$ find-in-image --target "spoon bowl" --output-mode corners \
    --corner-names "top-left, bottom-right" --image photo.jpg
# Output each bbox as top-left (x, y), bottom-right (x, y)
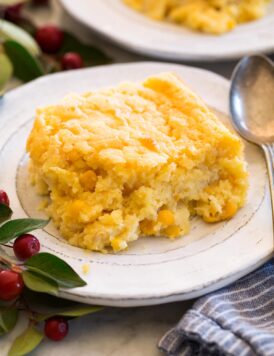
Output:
top-left (230, 54), bottom-right (274, 233)
top-left (230, 55), bottom-right (274, 145)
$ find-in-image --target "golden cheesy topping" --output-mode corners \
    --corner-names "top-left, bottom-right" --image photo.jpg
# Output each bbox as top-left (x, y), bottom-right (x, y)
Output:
top-left (123, 0), bottom-right (270, 34)
top-left (27, 73), bottom-right (248, 252)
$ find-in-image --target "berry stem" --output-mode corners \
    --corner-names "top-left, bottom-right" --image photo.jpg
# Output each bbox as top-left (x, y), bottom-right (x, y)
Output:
top-left (0, 256), bottom-right (23, 273)
top-left (2, 244), bottom-right (13, 248)
top-left (11, 265), bottom-right (23, 273)
top-left (0, 255), bottom-right (12, 266)
top-left (20, 295), bottom-right (39, 324)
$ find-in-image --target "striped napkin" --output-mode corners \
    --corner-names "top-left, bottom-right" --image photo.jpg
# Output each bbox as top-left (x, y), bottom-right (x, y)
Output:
top-left (159, 259), bottom-right (274, 356)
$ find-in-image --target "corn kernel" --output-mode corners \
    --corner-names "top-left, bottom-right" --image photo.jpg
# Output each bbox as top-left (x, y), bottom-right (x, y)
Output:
top-left (80, 170), bottom-right (97, 191)
top-left (140, 219), bottom-right (156, 235)
top-left (82, 263), bottom-right (90, 275)
top-left (112, 238), bottom-right (127, 252)
top-left (223, 201), bottom-right (238, 219)
top-left (203, 214), bottom-right (219, 223)
top-left (164, 225), bottom-right (181, 238)
top-left (158, 209), bottom-right (175, 225)
top-left (139, 137), bottom-right (158, 152)
top-left (68, 200), bottom-right (87, 217)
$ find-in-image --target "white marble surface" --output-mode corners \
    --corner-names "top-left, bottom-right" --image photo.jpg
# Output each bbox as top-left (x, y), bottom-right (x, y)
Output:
top-left (1, 301), bottom-right (193, 356)
top-left (1, 1), bottom-right (273, 355)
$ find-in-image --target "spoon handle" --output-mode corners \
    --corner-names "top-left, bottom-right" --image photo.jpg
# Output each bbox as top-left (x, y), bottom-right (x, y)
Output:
top-left (262, 144), bottom-right (274, 231)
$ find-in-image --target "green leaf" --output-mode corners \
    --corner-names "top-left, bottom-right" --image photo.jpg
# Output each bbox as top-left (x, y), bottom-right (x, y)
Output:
top-left (8, 325), bottom-right (44, 356)
top-left (0, 20), bottom-right (40, 56)
top-left (22, 270), bottom-right (58, 295)
top-left (37, 305), bottom-right (103, 321)
top-left (0, 326), bottom-right (6, 336)
top-left (26, 252), bottom-right (86, 288)
top-left (0, 300), bottom-right (11, 307)
top-left (22, 288), bottom-right (76, 309)
top-left (0, 203), bottom-right (13, 223)
top-left (0, 307), bottom-right (18, 333)
top-left (0, 53), bottom-right (13, 96)
top-left (3, 40), bottom-right (44, 82)
top-left (0, 218), bottom-right (48, 243)
top-left (59, 32), bottom-right (111, 66)
top-left (57, 305), bottom-right (103, 317)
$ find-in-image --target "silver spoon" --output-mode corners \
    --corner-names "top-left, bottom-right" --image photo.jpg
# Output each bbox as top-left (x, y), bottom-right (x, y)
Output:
top-left (230, 55), bottom-right (274, 228)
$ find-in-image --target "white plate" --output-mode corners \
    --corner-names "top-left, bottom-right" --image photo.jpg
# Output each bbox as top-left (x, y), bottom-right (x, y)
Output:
top-left (0, 63), bottom-right (273, 307)
top-left (60, 0), bottom-right (274, 61)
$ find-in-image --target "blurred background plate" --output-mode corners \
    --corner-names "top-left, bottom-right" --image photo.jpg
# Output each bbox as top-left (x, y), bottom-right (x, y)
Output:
top-left (60, 0), bottom-right (274, 62)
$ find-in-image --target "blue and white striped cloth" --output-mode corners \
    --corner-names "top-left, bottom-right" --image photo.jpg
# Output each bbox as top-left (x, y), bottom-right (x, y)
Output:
top-left (159, 259), bottom-right (274, 356)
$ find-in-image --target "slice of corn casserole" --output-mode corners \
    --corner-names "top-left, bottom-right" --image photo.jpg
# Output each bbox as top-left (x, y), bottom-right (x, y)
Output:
top-left (26, 73), bottom-right (248, 252)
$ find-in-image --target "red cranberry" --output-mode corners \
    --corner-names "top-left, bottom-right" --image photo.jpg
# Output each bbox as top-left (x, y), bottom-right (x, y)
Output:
top-left (61, 52), bottom-right (83, 70)
top-left (0, 270), bottom-right (24, 301)
top-left (0, 190), bottom-right (10, 206)
top-left (44, 317), bottom-right (69, 341)
top-left (4, 4), bottom-right (23, 24)
top-left (35, 25), bottom-right (64, 53)
top-left (13, 234), bottom-right (40, 260)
